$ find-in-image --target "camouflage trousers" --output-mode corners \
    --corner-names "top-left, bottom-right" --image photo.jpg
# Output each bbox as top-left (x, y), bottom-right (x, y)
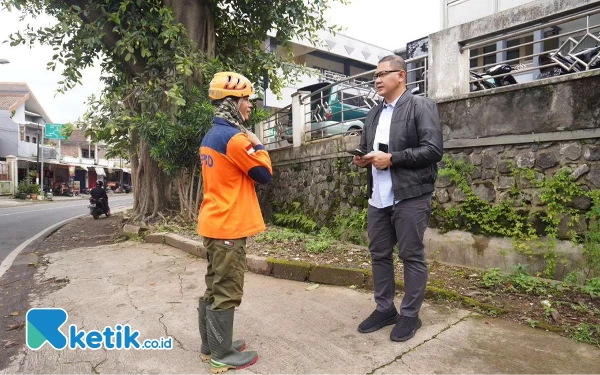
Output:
top-left (202, 237), bottom-right (247, 310)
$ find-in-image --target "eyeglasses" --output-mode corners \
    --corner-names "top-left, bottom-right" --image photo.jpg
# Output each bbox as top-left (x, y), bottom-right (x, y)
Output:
top-left (372, 70), bottom-right (402, 80)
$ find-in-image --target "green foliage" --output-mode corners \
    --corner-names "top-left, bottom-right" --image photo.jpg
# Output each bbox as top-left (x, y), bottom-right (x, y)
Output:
top-left (436, 155), bottom-right (600, 280)
top-left (583, 277), bottom-right (600, 297)
top-left (16, 179), bottom-right (30, 195)
top-left (305, 227), bottom-right (336, 253)
top-left (140, 87), bottom-right (214, 175)
top-left (306, 238), bottom-right (334, 253)
top-left (582, 191), bottom-right (600, 277)
top-left (481, 264), bottom-right (558, 295)
top-left (332, 207), bottom-right (368, 245)
top-left (60, 123), bottom-right (74, 140)
top-left (482, 268), bottom-right (503, 288)
top-left (435, 156), bottom-right (536, 239)
top-left (563, 270), bottom-right (583, 286)
top-left (273, 202), bottom-right (318, 234)
top-left (3, 0), bottom-right (347, 215)
top-left (28, 183), bottom-right (41, 195)
top-left (570, 323), bottom-right (600, 348)
top-left (15, 179), bottom-right (40, 195)
top-left (513, 167), bottom-right (583, 238)
top-left (570, 302), bottom-right (590, 314)
top-left (255, 227), bottom-right (307, 244)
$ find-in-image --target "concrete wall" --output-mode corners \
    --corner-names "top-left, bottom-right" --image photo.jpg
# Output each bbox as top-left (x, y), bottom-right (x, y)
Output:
top-left (12, 105), bottom-right (25, 123)
top-left (0, 110), bottom-right (18, 157)
top-left (430, 0), bottom-right (600, 100)
top-left (439, 70), bottom-right (600, 140)
top-left (256, 71), bottom-right (600, 278)
top-left (257, 136), bottom-right (365, 225)
top-left (444, 0), bottom-right (537, 29)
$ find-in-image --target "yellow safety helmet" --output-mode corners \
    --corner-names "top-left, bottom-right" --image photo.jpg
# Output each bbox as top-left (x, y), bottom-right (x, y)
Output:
top-left (208, 71), bottom-right (254, 100)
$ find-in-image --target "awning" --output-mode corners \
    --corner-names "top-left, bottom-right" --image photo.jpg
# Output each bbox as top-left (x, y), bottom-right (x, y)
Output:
top-left (122, 167), bottom-right (131, 174)
top-left (95, 167), bottom-right (106, 177)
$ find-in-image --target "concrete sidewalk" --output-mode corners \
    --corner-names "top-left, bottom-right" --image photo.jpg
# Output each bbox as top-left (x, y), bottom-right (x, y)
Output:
top-left (3, 242), bottom-right (599, 374)
top-left (0, 195), bottom-right (87, 207)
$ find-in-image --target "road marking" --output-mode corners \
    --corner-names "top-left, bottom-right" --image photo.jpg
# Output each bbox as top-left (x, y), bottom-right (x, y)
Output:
top-left (0, 198), bottom-right (132, 217)
top-left (0, 205), bottom-right (133, 279)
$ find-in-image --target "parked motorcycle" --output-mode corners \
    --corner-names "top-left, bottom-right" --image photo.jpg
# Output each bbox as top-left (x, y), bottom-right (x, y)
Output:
top-left (88, 197), bottom-right (108, 219)
top-left (470, 63), bottom-right (519, 92)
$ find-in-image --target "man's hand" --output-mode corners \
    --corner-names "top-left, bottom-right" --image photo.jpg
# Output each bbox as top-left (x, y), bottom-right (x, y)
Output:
top-left (244, 130), bottom-right (262, 146)
top-left (353, 155), bottom-right (369, 168)
top-left (363, 151), bottom-right (392, 170)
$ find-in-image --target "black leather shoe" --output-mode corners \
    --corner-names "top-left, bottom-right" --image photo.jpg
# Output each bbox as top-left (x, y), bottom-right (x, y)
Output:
top-left (390, 316), bottom-right (422, 342)
top-left (358, 309), bottom-right (399, 333)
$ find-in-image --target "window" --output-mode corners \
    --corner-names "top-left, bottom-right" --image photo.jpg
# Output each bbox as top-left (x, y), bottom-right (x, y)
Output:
top-left (483, 44), bottom-right (497, 66)
top-left (470, 44), bottom-right (497, 69)
top-left (25, 136), bottom-right (30, 142)
top-left (0, 164), bottom-right (8, 180)
top-left (32, 137), bottom-right (37, 144)
top-left (507, 38), bottom-right (521, 61)
top-left (340, 90), bottom-right (366, 108)
top-left (82, 148), bottom-right (96, 159)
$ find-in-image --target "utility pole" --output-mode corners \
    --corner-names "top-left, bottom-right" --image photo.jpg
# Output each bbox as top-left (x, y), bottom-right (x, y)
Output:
top-left (41, 126), bottom-right (44, 194)
top-left (36, 124), bottom-right (40, 185)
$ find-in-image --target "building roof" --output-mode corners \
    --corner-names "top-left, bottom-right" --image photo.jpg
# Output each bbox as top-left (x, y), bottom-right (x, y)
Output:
top-left (269, 30), bottom-right (395, 66)
top-left (0, 82), bottom-right (52, 123)
top-left (0, 93), bottom-right (28, 112)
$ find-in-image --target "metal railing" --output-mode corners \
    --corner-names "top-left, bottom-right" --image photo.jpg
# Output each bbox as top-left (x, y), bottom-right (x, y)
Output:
top-left (465, 6), bottom-right (600, 91)
top-left (260, 104), bottom-right (293, 151)
top-left (299, 55), bottom-right (428, 142)
top-left (259, 55), bottom-right (428, 149)
top-left (0, 163), bottom-right (9, 181)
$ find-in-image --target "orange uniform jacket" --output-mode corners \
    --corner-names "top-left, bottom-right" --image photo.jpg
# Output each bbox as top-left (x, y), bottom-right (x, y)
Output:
top-left (197, 117), bottom-right (273, 239)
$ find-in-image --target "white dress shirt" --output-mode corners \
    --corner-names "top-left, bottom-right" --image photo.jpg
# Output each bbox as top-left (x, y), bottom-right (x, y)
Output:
top-left (368, 92), bottom-right (405, 209)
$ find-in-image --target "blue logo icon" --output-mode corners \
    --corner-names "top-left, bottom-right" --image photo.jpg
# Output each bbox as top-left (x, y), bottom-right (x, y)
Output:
top-left (26, 308), bottom-right (68, 350)
top-left (26, 308), bottom-right (172, 350)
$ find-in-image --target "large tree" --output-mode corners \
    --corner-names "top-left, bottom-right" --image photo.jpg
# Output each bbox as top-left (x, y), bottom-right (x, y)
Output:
top-left (3, 0), bottom-right (345, 221)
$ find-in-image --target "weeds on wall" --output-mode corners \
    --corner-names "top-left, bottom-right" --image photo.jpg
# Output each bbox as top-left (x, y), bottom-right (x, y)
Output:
top-left (435, 155), bottom-right (600, 281)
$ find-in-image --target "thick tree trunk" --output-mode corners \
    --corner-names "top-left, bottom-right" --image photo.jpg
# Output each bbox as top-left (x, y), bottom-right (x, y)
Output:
top-left (130, 129), bottom-right (170, 221)
top-left (70, 0), bottom-right (215, 222)
top-left (163, 0), bottom-right (216, 58)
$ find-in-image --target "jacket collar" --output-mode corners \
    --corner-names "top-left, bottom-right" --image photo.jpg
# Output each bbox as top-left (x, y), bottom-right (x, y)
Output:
top-left (389, 89), bottom-right (411, 108)
top-left (214, 117), bottom-right (236, 128)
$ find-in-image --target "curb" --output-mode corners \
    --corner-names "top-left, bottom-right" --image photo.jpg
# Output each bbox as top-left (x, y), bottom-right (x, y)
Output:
top-left (145, 233), bottom-right (367, 286)
top-left (148, 233), bottom-right (503, 315)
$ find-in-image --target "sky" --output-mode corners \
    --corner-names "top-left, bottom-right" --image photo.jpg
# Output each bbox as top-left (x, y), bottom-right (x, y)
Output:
top-left (0, 0), bottom-right (441, 124)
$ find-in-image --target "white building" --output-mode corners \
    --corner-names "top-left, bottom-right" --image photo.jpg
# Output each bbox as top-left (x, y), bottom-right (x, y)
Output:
top-left (262, 30), bottom-right (397, 110)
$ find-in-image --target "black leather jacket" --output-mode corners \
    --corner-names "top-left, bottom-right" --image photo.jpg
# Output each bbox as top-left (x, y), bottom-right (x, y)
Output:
top-left (90, 186), bottom-right (108, 201)
top-left (359, 91), bottom-right (444, 202)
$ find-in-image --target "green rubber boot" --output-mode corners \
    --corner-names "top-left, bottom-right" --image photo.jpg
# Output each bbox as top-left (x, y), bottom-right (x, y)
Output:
top-left (198, 299), bottom-right (246, 362)
top-left (206, 307), bottom-right (258, 373)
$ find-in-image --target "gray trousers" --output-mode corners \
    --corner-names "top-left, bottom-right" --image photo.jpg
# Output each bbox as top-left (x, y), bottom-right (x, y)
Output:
top-left (367, 193), bottom-right (432, 317)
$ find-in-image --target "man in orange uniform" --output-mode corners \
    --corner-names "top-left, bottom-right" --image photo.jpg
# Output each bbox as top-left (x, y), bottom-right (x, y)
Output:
top-left (197, 71), bottom-right (272, 374)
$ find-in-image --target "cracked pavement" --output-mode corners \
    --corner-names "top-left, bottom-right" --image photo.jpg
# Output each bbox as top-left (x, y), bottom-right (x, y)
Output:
top-left (2, 242), bottom-right (599, 374)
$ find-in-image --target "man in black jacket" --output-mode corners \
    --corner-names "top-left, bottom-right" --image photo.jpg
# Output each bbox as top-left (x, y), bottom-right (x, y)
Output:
top-left (353, 55), bottom-right (443, 342)
top-left (90, 181), bottom-right (110, 216)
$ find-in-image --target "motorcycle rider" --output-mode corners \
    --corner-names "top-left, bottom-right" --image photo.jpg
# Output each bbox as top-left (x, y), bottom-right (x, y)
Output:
top-left (90, 180), bottom-right (110, 216)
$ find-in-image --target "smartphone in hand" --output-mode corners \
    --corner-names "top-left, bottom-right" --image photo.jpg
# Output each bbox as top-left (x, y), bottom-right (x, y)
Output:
top-left (347, 149), bottom-right (367, 157)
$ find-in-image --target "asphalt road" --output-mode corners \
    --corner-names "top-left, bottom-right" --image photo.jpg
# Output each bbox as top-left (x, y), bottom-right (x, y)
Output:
top-left (0, 195), bottom-right (134, 264)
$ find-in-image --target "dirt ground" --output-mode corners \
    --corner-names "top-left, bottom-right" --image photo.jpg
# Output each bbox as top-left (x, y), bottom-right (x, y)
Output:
top-left (4, 216), bottom-right (598, 352)
top-left (182, 225), bottom-right (600, 347)
top-left (0, 215), bottom-right (125, 369)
